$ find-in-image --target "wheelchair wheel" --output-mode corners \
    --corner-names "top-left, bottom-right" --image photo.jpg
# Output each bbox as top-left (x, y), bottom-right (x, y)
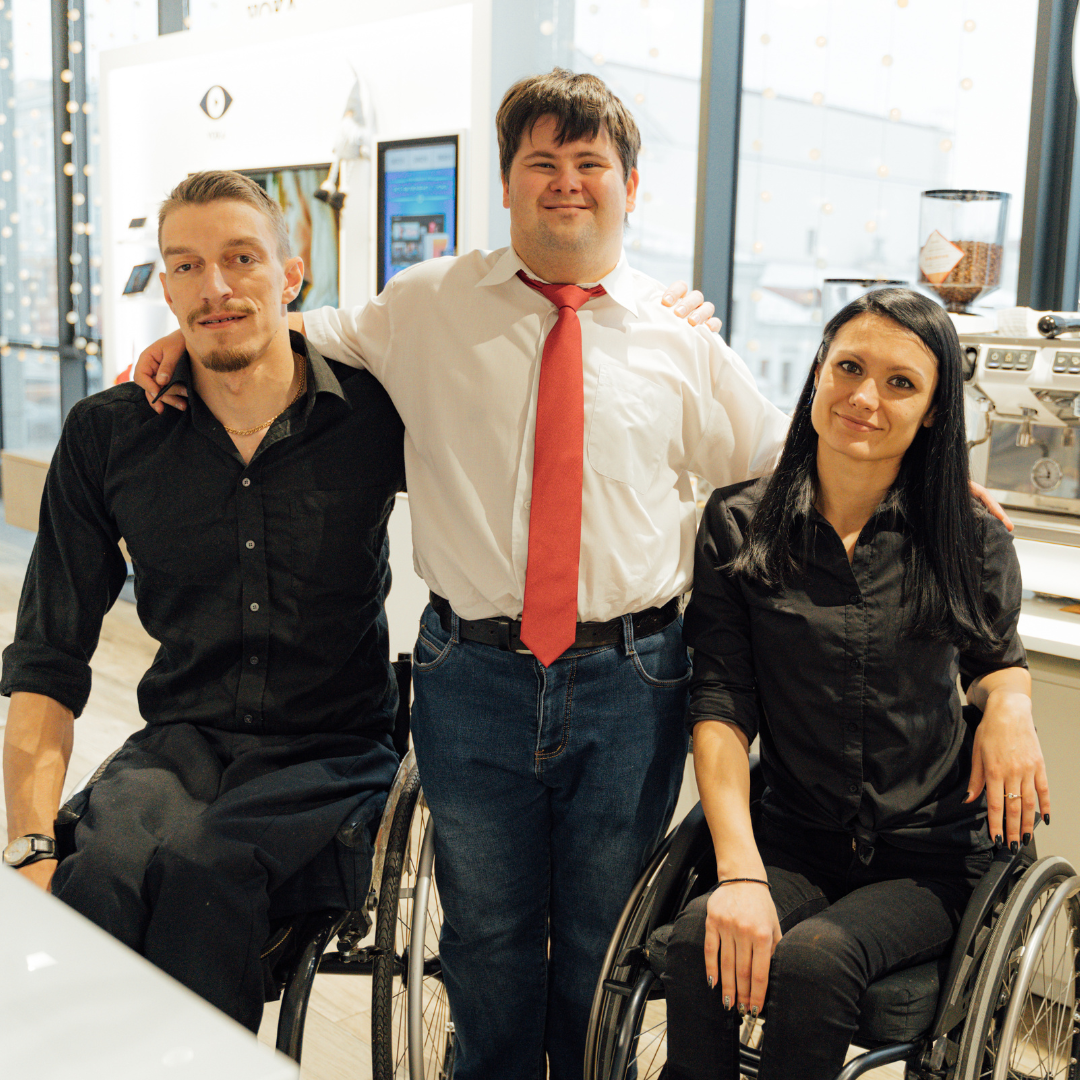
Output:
top-left (954, 855), bottom-right (1080, 1080)
top-left (585, 840), bottom-right (673, 1080)
top-left (370, 762), bottom-right (454, 1079)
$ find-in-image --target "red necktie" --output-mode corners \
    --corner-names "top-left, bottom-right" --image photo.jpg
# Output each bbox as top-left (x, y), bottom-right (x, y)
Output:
top-left (517, 270), bottom-right (606, 667)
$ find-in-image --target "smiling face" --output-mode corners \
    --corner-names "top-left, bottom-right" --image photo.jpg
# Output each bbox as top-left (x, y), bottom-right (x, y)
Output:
top-left (159, 199), bottom-right (302, 374)
top-left (811, 312), bottom-right (939, 474)
top-left (502, 114), bottom-right (638, 283)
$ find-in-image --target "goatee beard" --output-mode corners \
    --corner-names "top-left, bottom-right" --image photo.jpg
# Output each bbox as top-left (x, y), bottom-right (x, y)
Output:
top-left (199, 347), bottom-right (256, 373)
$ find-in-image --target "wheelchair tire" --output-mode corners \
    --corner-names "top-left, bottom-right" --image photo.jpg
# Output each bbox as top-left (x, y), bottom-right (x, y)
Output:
top-left (585, 847), bottom-right (673, 1080)
top-left (370, 763), bottom-right (454, 1080)
top-left (954, 854), bottom-right (1080, 1080)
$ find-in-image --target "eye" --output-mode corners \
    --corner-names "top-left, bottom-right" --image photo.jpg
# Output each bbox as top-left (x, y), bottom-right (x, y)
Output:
top-left (173, 262), bottom-right (193, 273)
top-left (837, 359), bottom-right (861, 375)
top-left (890, 375), bottom-right (916, 390)
top-left (234, 254), bottom-right (255, 265)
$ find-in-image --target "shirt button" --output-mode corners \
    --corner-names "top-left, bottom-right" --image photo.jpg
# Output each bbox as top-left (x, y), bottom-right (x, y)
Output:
top-left (848, 782), bottom-right (859, 794)
top-left (243, 715), bottom-right (253, 724)
top-left (848, 722), bottom-right (858, 732)
top-left (850, 658), bottom-right (861, 668)
top-left (242, 478), bottom-right (251, 487)
top-left (524, 500), bottom-right (532, 510)
top-left (250, 656), bottom-right (259, 665)
top-left (246, 540), bottom-right (255, 550)
top-left (850, 594), bottom-right (861, 605)
top-left (250, 602), bottom-right (259, 612)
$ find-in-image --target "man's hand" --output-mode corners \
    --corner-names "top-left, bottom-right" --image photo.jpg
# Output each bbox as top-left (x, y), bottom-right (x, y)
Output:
top-left (970, 480), bottom-right (1013, 532)
top-left (704, 879), bottom-right (781, 1017)
top-left (133, 329), bottom-right (188, 413)
top-left (18, 858), bottom-right (56, 892)
top-left (662, 281), bottom-right (722, 332)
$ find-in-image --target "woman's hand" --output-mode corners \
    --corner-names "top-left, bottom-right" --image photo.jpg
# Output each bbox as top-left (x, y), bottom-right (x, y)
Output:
top-left (704, 878), bottom-right (781, 1017)
top-left (966, 669), bottom-right (1049, 850)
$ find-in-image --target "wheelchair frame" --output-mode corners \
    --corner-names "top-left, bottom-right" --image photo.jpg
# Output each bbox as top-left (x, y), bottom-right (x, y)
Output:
top-left (57, 655), bottom-right (453, 1080)
top-left (584, 796), bottom-right (1080, 1080)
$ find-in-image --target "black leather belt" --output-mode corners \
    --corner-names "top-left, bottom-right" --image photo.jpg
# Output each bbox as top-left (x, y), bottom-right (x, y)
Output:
top-left (430, 593), bottom-right (681, 653)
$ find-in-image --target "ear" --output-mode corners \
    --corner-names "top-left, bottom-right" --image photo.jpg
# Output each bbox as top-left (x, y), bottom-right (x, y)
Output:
top-left (624, 167), bottom-right (639, 214)
top-left (282, 256), bottom-right (304, 304)
top-left (921, 408), bottom-right (936, 428)
top-left (501, 173), bottom-right (510, 210)
top-left (160, 271), bottom-right (175, 314)
top-left (813, 361), bottom-right (822, 388)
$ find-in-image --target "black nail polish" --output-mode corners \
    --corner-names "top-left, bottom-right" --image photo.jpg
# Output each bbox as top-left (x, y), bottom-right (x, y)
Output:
top-left (738, 1003), bottom-right (746, 1017)
top-left (1044, 814), bottom-right (1051, 826)
top-left (994, 834), bottom-right (1003, 847)
top-left (1010, 840), bottom-right (1019, 855)
top-left (1023, 833), bottom-right (1031, 847)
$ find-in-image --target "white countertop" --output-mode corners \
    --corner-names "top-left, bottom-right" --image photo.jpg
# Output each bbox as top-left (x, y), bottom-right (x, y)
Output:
top-left (0, 868), bottom-right (299, 1080)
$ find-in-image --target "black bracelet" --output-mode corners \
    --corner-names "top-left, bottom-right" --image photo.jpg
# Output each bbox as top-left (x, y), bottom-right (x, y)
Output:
top-left (717, 877), bottom-right (771, 889)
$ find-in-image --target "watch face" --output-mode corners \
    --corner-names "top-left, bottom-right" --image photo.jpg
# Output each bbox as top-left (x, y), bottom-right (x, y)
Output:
top-left (3, 836), bottom-right (33, 866)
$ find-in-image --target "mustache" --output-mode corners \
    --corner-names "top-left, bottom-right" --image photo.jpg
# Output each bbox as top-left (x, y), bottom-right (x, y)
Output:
top-left (187, 301), bottom-right (257, 330)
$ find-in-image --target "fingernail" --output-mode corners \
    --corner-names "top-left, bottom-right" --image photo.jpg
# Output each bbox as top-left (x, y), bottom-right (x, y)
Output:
top-left (723, 994), bottom-right (732, 1010)
top-left (738, 1002), bottom-right (746, 1017)
top-left (1010, 841), bottom-right (1019, 855)
top-left (994, 834), bottom-right (1003, 847)
top-left (707, 975), bottom-right (714, 989)
top-left (156, 372), bottom-right (168, 383)
top-left (689, 313), bottom-right (701, 325)
top-left (1044, 814), bottom-right (1051, 826)
top-left (674, 303), bottom-right (689, 316)
top-left (750, 1005), bottom-right (759, 1020)
top-left (1023, 833), bottom-right (1031, 846)
top-left (662, 293), bottom-right (675, 305)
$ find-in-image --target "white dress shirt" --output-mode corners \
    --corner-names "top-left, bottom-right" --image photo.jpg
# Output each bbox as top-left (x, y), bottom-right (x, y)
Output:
top-left (304, 246), bottom-right (789, 622)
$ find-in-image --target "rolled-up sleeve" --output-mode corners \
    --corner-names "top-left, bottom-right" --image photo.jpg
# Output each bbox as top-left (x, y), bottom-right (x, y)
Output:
top-left (1, 406), bottom-right (128, 716)
top-left (682, 488), bottom-right (763, 742)
top-left (958, 512), bottom-right (1028, 688)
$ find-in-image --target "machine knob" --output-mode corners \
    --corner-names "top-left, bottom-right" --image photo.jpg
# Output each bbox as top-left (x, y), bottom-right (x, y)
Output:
top-left (1037, 313), bottom-right (1080, 338)
top-left (1015, 418), bottom-right (1035, 448)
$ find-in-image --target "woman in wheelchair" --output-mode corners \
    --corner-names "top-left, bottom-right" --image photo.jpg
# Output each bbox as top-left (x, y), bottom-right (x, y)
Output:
top-left (661, 288), bottom-right (1049, 1080)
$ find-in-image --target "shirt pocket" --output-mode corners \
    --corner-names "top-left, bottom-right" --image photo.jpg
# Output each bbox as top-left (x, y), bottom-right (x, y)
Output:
top-left (586, 361), bottom-right (681, 495)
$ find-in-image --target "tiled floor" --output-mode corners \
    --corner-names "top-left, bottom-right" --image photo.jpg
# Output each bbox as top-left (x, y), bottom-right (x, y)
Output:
top-left (0, 506), bottom-right (907, 1079)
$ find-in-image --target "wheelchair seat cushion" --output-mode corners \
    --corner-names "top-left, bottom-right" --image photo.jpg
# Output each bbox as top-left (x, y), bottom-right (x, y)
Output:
top-left (854, 956), bottom-right (946, 1045)
top-left (646, 922), bottom-right (943, 1046)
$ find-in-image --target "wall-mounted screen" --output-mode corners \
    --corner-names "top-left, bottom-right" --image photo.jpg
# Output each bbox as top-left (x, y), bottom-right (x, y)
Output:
top-left (377, 135), bottom-right (459, 293)
top-left (123, 262), bottom-right (155, 295)
top-left (240, 163), bottom-right (339, 311)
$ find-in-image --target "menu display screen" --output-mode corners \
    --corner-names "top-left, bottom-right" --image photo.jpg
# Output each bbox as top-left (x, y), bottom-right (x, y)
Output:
top-left (377, 135), bottom-right (459, 293)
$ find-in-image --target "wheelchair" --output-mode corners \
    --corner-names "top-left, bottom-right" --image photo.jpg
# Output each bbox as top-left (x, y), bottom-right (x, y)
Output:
top-left (54, 655), bottom-right (451, 1080)
top-left (585, 759), bottom-right (1080, 1080)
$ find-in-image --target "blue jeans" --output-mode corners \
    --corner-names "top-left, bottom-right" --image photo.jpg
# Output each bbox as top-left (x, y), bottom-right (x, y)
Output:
top-left (410, 602), bottom-right (691, 1080)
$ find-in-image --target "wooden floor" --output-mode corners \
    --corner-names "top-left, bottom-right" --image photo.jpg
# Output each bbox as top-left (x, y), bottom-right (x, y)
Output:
top-left (0, 509), bottom-right (904, 1079)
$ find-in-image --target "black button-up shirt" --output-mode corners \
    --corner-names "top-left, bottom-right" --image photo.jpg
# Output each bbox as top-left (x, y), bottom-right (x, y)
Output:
top-left (684, 478), bottom-right (1027, 854)
top-left (2, 333), bottom-right (406, 738)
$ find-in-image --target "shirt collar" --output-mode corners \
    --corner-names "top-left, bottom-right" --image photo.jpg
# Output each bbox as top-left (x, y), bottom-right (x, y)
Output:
top-left (154, 330), bottom-right (347, 412)
top-left (477, 245), bottom-right (639, 317)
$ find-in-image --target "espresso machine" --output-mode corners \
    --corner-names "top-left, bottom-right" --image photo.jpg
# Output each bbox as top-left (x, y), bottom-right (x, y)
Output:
top-left (960, 326), bottom-right (1080, 560)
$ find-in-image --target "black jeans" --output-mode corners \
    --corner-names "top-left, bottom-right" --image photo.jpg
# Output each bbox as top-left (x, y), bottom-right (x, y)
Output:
top-left (662, 816), bottom-right (991, 1080)
top-left (51, 722), bottom-right (398, 1031)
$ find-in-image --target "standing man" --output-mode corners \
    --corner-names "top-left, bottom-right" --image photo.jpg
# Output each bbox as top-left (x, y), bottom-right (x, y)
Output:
top-left (135, 72), bottom-right (788, 1077)
top-left (3, 171), bottom-right (404, 1032)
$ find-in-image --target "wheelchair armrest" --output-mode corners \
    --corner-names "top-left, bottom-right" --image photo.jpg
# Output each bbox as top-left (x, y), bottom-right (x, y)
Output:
top-left (928, 837), bottom-right (1036, 1038)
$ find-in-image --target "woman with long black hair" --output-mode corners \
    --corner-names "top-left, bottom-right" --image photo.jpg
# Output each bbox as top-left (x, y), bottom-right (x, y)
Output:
top-left (662, 288), bottom-right (1049, 1080)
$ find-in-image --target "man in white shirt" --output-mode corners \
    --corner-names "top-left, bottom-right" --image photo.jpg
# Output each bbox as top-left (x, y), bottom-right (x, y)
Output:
top-left (136, 70), bottom-right (788, 1079)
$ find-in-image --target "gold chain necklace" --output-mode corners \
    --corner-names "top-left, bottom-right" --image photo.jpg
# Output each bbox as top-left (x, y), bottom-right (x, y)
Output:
top-left (222, 360), bottom-right (307, 438)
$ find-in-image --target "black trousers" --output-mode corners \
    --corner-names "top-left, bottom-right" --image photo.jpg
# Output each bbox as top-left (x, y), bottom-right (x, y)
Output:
top-left (51, 722), bottom-right (398, 1031)
top-left (662, 816), bottom-right (991, 1080)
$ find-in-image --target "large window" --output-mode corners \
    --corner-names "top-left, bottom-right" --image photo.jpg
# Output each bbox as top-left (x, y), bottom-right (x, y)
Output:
top-left (731, 0), bottom-right (1038, 411)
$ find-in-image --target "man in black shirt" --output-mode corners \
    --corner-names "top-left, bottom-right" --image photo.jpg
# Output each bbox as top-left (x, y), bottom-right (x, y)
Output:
top-left (1, 171), bottom-right (405, 1031)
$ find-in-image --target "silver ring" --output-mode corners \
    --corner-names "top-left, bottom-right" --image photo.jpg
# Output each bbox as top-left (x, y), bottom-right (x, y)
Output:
top-left (1005, 792), bottom-right (1021, 800)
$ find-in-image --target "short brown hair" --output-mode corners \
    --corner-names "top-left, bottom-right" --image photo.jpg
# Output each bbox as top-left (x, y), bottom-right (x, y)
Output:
top-left (496, 68), bottom-right (640, 182)
top-left (158, 170), bottom-right (291, 260)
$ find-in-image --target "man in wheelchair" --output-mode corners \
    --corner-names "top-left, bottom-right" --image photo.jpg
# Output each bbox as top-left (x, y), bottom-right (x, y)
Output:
top-left (1, 170), bottom-right (403, 1033)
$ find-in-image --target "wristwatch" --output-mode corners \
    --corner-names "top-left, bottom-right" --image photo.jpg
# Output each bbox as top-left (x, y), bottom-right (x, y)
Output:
top-left (3, 834), bottom-right (58, 868)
